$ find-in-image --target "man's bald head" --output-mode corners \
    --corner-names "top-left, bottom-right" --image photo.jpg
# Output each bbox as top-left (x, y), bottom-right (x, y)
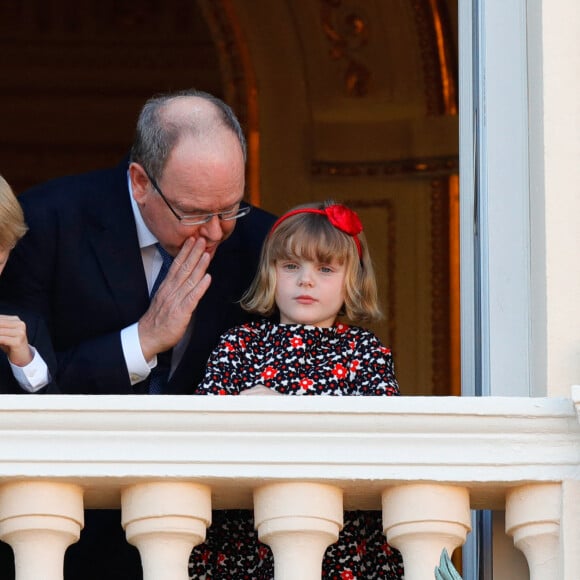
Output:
top-left (130, 89), bottom-right (246, 180)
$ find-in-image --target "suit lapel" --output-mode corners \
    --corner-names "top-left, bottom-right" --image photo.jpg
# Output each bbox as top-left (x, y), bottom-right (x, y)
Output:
top-left (87, 172), bottom-right (149, 326)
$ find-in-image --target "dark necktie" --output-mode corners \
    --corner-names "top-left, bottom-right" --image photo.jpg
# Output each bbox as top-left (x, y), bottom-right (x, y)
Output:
top-left (148, 243), bottom-right (173, 394)
top-left (150, 243), bottom-right (173, 299)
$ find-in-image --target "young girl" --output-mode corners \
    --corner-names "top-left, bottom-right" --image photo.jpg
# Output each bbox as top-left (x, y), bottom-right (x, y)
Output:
top-left (190, 201), bottom-right (404, 579)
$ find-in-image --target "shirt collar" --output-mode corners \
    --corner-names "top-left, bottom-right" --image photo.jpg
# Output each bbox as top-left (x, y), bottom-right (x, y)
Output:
top-left (128, 171), bottom-right (157, 250)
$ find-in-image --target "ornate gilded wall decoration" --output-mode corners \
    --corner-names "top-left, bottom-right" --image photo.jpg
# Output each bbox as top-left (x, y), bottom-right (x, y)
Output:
top-left (320, 0), bottom-right (371, 97)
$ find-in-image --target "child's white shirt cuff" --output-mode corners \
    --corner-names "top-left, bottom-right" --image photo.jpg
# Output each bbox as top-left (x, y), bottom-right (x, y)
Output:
top-left (9, 346), bottom-right (50, 392)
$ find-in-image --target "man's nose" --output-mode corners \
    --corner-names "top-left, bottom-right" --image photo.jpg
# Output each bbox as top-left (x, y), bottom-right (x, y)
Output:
top-left (200, 215), bottom-right (224, 240)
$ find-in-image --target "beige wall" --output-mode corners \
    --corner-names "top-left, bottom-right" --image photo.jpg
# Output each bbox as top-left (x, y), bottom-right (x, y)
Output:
top-left (528, 0), bottom-right (580, 397)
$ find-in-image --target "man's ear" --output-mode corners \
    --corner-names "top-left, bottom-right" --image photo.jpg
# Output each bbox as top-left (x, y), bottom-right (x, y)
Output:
top-left (129, 162), bottom-right (149, 204)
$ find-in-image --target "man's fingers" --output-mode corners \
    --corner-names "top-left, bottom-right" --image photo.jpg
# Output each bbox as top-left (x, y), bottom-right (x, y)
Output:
top-left (183, 272), bottom-right (212, 306)
top-left (156, 238), bottom-right (210, 299)
top-left (154, 251), bottom-right (211, 307)
top-left (182, 253), bottom-right (211, 292)
top-left (167, 237), bottom-right (207, 283)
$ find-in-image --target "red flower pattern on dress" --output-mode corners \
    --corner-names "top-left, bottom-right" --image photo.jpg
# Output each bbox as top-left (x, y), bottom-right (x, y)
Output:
top-left (189, 505), bottom-right (403, 579)
top-left (356, 539), bottom-right (367, 556)
top-left (261, 366), bottom-right (278, 380)
top-left (197, 321), bottom-right (399, 398)
top-left (225, 342), bottom-right (235, 352)
top-left (379, 346), bottom-right (391, 354)
top-left (299, 378), bottom-right (314, 390)
top-left (290, 336), bottom-right (304, 348)
top-left (217, 552), bottom-right (226, 565)
top-left (332, 363), bottom-right (348, 379)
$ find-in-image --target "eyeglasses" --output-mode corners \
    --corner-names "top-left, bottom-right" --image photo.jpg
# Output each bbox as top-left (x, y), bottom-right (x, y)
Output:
top-left (143, 167), bottom-right (251, 226)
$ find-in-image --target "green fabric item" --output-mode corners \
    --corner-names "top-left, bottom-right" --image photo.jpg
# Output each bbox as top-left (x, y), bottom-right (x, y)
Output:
top-left (434, 548), bottom-right (463, 580)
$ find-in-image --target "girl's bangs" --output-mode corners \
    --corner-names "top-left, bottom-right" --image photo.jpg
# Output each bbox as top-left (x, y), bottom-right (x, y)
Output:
top-left (274, 225), bottom-right (349, 264)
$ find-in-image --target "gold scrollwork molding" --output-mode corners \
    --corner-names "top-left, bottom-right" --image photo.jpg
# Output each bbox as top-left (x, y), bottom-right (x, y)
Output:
top-left (311, 155), bottom-right (458, 178)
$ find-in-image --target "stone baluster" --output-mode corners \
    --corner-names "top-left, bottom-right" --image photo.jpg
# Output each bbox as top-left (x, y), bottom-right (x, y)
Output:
top-left (505, 483), bottom-right (561, 580)
top-left (0, 481), bottom-right (84, 580)
top-left (253, 482), bottom-right (343, 580)
top-left (121, 481), bottom-right (211, 580)
top-left (382, 483), bottom-right (471, 580)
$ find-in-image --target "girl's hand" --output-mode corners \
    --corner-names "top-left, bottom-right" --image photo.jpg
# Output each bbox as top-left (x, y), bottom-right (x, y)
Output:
top-left (239, 385), bottom-right (283, 396)
top-left (0, 315), bottom-right (33, 367)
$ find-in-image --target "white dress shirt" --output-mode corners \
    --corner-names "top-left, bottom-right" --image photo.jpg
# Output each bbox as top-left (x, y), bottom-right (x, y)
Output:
top-left (9, 345), bottom-right (50, 393)
top-left (120, 175), bottom-right (162, 385)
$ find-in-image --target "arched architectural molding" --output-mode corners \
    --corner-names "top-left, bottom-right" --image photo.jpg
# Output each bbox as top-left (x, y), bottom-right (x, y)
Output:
top-left (196, 0), bottom-right (261, 205)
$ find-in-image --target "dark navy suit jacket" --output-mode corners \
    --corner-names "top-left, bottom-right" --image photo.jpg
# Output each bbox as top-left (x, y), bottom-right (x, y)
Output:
top-left (0, 302), bottom-right (58, 393)
top-left (0, 159), bottom-right (276, 395)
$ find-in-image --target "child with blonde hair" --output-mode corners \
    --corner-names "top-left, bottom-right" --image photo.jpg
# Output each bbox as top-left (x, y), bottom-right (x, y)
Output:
top-left (0, 174), bottom-right (56, 393)
top-left (190, 201), bottom-right (403, 578)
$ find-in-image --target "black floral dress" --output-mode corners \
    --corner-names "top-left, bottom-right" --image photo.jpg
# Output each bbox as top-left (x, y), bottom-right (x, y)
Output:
top-left (189, 321), bottom-right (404, 579)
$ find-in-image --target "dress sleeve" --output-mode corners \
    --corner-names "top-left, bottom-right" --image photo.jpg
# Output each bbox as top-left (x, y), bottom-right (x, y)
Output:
top-left (351, 330), bottom-right (400, 396)
top-left (194, 325), bottom-right (251, 395)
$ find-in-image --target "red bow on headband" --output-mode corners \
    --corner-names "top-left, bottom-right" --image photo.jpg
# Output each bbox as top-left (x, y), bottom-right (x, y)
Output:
top-left (270, 204), bottom-right (363, 258)
top-left (324, 204), bottom-right (363, 236)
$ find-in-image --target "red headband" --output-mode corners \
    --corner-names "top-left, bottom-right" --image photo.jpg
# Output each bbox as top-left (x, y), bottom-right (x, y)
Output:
top-left (269, 204), bottom-right (363, 258)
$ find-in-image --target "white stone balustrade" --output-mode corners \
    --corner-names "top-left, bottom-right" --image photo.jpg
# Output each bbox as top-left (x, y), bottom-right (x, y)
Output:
top-left (0, 387), bottom-right (578, 580)
top-left (0, 481), bottom-right (83, 580)
top-left (254, 482), bottom-right (343, 580)
top-left (382, 483), bottom-right (471, 579)
top-left (505, 483), bottom-right (562, 580)
top-left (121, 481), bottom-right (211, 580)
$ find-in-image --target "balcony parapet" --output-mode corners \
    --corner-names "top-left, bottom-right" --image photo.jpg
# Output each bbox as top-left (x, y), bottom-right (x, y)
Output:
top-left (0, 393), bottom-right (578, 579)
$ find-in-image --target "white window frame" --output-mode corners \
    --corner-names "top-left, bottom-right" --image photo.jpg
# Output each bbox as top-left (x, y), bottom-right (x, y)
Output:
top-left (459, 0), bottom-right (532, 399)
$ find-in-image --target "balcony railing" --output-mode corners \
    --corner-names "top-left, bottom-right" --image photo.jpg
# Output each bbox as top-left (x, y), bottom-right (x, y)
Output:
top-left (1, 387), bottom-right (579, 580)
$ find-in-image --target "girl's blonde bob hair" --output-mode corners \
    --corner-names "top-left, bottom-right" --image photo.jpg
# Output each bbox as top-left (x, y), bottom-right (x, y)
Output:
top-left (241, 200), bottom-right (383, 323)
top-left (0, 175), bottom-right (28, 250)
